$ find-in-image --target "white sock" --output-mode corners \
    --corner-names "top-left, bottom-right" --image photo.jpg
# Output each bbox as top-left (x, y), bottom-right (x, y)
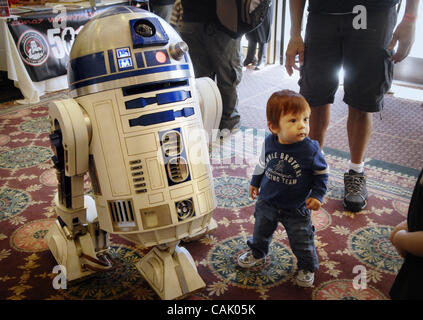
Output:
top-left (347, 160), bottom-right (364, 173)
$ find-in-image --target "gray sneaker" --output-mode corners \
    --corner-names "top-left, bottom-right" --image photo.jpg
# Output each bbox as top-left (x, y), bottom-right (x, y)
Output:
top-left (343, 170), bottom-right (368, 212)
top-left (237, 250), bottom-right (265, 268)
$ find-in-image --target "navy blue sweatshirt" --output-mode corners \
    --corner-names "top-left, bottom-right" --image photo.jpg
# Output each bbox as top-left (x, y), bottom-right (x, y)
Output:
top-left (251, 135), bottom-right (329, 210)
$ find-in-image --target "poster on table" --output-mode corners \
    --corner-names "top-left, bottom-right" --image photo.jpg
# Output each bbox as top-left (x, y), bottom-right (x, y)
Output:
top-left (7, 3), bottom-right (126, 82)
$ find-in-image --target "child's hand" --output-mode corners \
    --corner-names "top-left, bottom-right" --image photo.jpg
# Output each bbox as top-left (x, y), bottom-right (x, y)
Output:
top-left (305, 197), bottom-right (321, 211)
top-left (249, 185), bottom-right (259, 200)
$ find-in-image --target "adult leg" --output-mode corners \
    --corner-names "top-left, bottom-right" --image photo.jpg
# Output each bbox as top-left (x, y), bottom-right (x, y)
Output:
top-left (342, 107), bottom-right (371, 211)
top-left (244, 40), bottom-right (257, 66)
top-left (179, 22), bottom-right (213, 78)
top-left (208, 24), bottom-right (242, 131)
top-left (343, 7), bottom-right (397, 163)
top-left (309, 104), bottom-right (331, 148)
top-left (341, 8), bottom-right (397, 211)
top-left (347, 106), bottom-right (372, 165)
top-left (151, 4), bottom-right (175, 23)
top-left (299, 13), bottom-right (342, 145)
top-left (254, 42), bottom-right (267, 70)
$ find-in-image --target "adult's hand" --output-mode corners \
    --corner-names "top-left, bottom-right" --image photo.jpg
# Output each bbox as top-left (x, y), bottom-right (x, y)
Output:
top-left (388, 20), bottom-right (416, 63)
top-left (285, 35), bottom-right (305, 76)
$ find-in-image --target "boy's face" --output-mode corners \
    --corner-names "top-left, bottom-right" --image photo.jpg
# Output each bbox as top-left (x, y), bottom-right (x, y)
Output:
top-left (269, 110), bottom-right (310, 144)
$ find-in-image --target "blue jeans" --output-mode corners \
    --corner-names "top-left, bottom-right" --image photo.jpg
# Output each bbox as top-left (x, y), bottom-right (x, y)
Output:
top-left (247, 198), bottom-right (319, 272)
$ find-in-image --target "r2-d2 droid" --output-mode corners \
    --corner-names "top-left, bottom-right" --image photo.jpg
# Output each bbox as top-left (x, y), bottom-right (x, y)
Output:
top-left (46, 6), bottom-right (222, 300)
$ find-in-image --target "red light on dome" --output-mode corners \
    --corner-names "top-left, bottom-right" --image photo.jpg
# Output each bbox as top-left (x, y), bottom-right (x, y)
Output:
top-left (155, 51), bottom-right (167, 63)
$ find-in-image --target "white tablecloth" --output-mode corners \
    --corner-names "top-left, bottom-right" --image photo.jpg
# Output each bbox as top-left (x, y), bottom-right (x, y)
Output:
top-left (0, 16), bottom-right (68, 104)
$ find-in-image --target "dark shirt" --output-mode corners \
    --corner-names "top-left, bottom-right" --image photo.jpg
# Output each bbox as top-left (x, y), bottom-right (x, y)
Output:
top-left (308, 0), bottom-right (400, 13)
top-left (181, 0), bottom-right (216, 22)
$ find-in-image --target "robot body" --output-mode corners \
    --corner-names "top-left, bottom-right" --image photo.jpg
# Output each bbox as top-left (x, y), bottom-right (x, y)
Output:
top-left (46, 6), bottom-right (222, 299)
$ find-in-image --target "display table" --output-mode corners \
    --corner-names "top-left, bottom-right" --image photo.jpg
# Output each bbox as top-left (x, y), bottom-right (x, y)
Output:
top-left (1, 15), bottom-right (67, 103)
top-left (0, 1), bottom-right (127, 104)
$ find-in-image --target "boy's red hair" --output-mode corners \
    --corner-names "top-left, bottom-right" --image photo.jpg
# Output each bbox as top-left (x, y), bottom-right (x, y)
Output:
top-left (266, 90), bottom-right (311, 129)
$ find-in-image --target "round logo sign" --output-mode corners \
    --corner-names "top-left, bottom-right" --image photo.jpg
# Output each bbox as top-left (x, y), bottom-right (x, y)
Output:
top-left (17, 30), bottom-right (50, 66)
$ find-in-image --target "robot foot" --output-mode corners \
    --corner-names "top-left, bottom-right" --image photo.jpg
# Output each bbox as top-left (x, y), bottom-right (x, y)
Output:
top-left (46, 219), bottom-right (115, 282)
top-left (136, 241), bottom-right (205, 300)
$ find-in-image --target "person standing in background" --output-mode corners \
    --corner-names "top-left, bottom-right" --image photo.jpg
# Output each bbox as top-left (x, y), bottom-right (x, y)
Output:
top-left (170, 0), bottom-right (183, 31)
top-left (285, 0), bottom-right (419, 212)
top-left (179, 0), bottom-right (243, 134)
top-left (243, 0), bottom-right (274, 70)
top-left (150, 0), bottom-right (175, 22)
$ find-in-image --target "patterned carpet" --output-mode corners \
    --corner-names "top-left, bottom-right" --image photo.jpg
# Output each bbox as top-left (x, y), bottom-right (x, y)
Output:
top-left (0, 104), bottom-right (420, 300)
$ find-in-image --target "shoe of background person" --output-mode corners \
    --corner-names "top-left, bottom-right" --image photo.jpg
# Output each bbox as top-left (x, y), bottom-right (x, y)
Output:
top-left (296, 270), bottom-right (314, 287)
top-left (254, 62), bottom-right (265, 70)
top-left (219, 121), bottom-right (241, 139)
top-left (243, 57), bottom-right (257, 67)
top-left (237, 250), bottom-right (265, 268)
top-left (343, 170), bottom-right (368, 212)
top-left (230, 121), bottom-right (241, 134)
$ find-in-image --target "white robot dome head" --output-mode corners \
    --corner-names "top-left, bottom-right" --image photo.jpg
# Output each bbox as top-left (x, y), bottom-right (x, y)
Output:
top-left (68, 6), bottom-right (190, 98)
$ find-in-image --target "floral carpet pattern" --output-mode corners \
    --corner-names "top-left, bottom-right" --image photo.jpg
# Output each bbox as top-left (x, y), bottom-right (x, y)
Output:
top-left (0, 105), bottom-right (420, 300)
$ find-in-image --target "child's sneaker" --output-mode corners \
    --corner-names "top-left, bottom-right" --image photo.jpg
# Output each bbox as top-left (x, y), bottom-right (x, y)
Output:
top-left (296, 270), bottom-right (314, 287)
top-left (237, 250), bottom-right (265, 268)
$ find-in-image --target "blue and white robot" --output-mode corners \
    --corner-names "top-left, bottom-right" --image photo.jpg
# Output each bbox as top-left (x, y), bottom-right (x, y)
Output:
top-left (46, 6), bottom-right (222, 300)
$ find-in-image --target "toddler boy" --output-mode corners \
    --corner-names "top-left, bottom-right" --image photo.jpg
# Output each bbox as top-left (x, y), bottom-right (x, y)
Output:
top-left (238, 90), bottom-right (328, 287)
